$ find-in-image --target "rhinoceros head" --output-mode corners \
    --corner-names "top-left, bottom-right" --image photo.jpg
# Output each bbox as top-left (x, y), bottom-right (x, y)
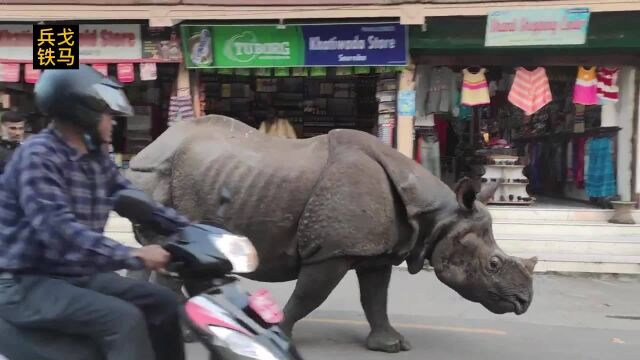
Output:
top-left (428, 178), bottom-right (537, 315)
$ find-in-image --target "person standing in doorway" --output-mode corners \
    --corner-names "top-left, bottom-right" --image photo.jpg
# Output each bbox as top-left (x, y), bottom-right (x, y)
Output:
top-left (0, 111), bottom-right (26, 173)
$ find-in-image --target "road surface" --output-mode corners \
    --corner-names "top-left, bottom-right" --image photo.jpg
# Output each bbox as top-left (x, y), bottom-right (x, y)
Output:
top-left (186, 269), bottom-right (640, 359)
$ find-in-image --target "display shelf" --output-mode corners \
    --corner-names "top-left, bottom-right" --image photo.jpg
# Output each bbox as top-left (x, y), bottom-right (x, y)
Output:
top-left (484, 164), bottom-right (525, 168)
top-left (489, 200), bottom-right (535, 205)
top-left (513, 126), bottom-right (621, 142)
top-left (481, 156), bottom-right (533, 206)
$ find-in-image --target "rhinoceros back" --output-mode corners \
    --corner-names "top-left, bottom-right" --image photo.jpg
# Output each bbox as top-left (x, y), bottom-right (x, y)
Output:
top-left (150, 115), bottom-right (331, 277)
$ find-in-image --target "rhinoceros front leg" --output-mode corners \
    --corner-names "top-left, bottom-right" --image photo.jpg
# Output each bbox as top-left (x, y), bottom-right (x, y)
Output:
top-left (281, 258), bottom-right (351, 336)
top-left (356, 264), bottom-right (411, 353)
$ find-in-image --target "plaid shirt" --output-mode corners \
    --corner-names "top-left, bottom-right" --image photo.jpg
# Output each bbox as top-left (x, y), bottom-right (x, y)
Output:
top-left (0, 129), bottom-right (189, 276)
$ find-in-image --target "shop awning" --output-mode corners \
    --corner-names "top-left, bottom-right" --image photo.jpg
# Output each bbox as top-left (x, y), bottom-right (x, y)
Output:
top-left (3, 1), bottom-right (640, 26)
top-left (410, 12), bottom-right (640, 53)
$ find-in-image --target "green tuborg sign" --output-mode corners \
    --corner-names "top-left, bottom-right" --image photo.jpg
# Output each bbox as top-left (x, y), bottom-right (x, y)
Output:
top-left (181, 23), bottom-right (407, 68)
top-left (182, 25), bottom-right (304, 68)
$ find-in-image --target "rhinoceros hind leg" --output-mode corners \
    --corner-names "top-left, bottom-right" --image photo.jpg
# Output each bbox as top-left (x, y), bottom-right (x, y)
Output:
top-left (280, 258), bottom-right (351, 336)
top-left (356, 264), bottom-right (411, 353)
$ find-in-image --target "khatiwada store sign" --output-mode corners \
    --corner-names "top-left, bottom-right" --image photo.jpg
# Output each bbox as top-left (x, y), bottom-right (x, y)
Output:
top-left (180, 22), bottom-right (407, 68)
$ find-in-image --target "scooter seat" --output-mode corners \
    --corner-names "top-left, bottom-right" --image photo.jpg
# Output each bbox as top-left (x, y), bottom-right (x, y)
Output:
top-left (0, 317), bottom-right (102, 360)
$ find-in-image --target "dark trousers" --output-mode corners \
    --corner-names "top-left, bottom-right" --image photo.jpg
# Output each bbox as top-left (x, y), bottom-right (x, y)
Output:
top-left (0, 272), bottom-right (185, 360)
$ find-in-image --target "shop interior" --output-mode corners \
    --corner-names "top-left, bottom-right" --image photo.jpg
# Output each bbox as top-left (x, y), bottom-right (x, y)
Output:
top-left (415, 64), bottom-right (626, 208)
top-left (0, 79), bottom-right (45, 137)
top-left (195, 67), bottom-right (400, 144)
top-left (111, 63), bottom-right (179, 164)
top-left (1, 63), bottom-right (179, 168)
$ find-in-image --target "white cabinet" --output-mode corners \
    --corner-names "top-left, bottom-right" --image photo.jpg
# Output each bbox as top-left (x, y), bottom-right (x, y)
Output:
top-left (480, 156), bottom-right (534, 205)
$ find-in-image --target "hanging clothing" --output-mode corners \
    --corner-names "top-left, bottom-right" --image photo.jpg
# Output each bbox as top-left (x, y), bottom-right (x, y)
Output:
top-left (573, 66), bottom-right (598, 105)
top-left (573, 104), bottom-right (586, 133)
top-left (418, 133), bottom-right (441, 178)
top-left (573, 137), bottom-right (587, 188)
top-left (585, 137), bottom-right (617, 197)
top-left (527, 143), bottom-right (542, 193)
top-left (566, 140), bottom-right (574, 180)
top-left (450, 72), bottom-right (462, 117)
top-left (455, 90), bottom-right (472, 121)
top-left (461, 68), bottom-right (490, 106)
top-left (597, 67), bottom-right (620, 104)
top-left (377, 124), bottom-right (394, 146)
top-left (508, 67), bottom-right (553, 116)
top-left (434, 117), bottom-right (449, 155)
top-left (601, 104), bottom-right (618, 127)
top-left (167, 95), bottom-right (196, 126)
top-left (425, 67), bottom-right (456, 114)
top-left (414, 64), bottom-right (431, 123)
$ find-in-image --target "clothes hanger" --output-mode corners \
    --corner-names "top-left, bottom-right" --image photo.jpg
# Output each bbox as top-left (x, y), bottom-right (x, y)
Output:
top-left (466, 66), bottom-right (482, 73)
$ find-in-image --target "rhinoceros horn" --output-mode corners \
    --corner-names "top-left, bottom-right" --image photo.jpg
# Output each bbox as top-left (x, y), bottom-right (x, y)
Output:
top-left (523, 256), bottom-right (538, 275)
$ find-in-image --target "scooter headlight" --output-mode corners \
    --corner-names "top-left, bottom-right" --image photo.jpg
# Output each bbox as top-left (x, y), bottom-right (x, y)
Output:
top-left (213, 234), bottom-right (259, 273)
top-left (208, 326), bottom-right (278, 360)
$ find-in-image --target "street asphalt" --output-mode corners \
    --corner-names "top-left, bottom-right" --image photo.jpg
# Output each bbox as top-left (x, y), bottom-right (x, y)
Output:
top-left (187, 268), bottom-right (640, 360)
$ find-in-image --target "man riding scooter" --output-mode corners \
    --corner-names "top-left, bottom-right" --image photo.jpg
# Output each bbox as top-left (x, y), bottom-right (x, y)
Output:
top-left (0, 65), bottom-right (190, 360)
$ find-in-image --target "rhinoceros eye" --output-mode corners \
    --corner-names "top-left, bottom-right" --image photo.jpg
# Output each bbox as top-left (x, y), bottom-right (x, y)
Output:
top-left (488, 256), bottom-right (502, 273)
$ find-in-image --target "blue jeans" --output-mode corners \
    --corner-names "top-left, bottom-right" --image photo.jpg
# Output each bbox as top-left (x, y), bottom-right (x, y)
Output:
top-left (0, 272), bottom-right (184, 360)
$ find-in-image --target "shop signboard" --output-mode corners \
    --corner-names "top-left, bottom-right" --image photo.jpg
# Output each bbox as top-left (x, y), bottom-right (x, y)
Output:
top-left (485, 8), bottom-right (590, 47)
top-left (397, 90), bottom-right (415, 116)
top-left (79, 24), bottom-right (142, 60)
top-left (181, 25), bottom-right (303, 68)
top-left (302, 23), bottom-right (406, 66)
top-left (0, 25), bottom-right (34, 61)
top-left (141, 25), bottom-right (183, 62)
top-left (181, 23), bottom-right (407, 68)
top-left (0, 24), bottom-right (181, 63)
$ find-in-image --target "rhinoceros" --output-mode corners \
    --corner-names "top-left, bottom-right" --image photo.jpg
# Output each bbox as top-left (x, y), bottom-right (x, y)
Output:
top-left (126, 115), bottom-right (537, 353)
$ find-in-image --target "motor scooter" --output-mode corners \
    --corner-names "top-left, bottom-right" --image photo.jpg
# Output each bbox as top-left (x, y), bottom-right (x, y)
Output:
top-left (0, 189), bottom-right (303, 360)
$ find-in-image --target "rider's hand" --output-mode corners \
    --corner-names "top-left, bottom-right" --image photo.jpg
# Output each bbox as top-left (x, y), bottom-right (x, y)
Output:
top-left (131, 245), bottom-right (171, 270)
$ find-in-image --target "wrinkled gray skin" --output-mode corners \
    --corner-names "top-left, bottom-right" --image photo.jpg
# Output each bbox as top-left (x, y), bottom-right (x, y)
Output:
top-left (126, 115), bottom-right (537, 353)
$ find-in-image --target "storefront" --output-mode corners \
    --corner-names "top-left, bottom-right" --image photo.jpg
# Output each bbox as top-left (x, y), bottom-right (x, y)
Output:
top-left (180, 22), bottom-right (408, 145)
top-left (0, 22), bottom-right (185, 166)
top-left (408, 10), bottom-right (640, 208)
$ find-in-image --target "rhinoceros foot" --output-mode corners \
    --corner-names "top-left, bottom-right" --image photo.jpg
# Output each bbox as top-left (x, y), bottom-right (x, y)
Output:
top-left (366, 328), bottom-right (412, 353)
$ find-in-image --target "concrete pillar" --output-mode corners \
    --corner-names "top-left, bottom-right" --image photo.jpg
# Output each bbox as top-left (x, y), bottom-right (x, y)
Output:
top-left (635, 72), bottom-right (640, 205)
top-left (613, 67), bottom-right (636, 202)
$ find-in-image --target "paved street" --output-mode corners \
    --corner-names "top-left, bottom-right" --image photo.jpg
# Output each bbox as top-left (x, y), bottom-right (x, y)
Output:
top-left (187, 269), bottom-right (640, 360)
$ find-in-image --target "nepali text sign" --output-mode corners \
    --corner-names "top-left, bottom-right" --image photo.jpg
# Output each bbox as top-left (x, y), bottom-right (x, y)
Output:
top-left (485, 8), bottom-right (590, 47)
top-left (181, 23), bottom-right (407, 68)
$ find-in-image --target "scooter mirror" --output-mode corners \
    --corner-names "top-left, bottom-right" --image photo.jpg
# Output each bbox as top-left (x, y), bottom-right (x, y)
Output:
top-left (113, 189), bottom-right (155, 223)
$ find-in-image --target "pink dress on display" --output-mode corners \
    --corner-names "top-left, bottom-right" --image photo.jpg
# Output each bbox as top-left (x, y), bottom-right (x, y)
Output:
top-left (573, 66), bottom-right (598, 105)
top-left (507, 67), bottom-right (553, 115)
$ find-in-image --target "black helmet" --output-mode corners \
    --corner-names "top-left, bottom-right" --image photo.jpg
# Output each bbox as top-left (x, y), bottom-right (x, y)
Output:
top-left (34, 64), bottom-right (134, 132)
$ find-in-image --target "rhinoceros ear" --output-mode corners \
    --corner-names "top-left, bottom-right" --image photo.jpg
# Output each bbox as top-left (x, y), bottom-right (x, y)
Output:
top-left (477, 182), bottom-right (499, 205)
top-left (454, 177), bottom-right (478, 211)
